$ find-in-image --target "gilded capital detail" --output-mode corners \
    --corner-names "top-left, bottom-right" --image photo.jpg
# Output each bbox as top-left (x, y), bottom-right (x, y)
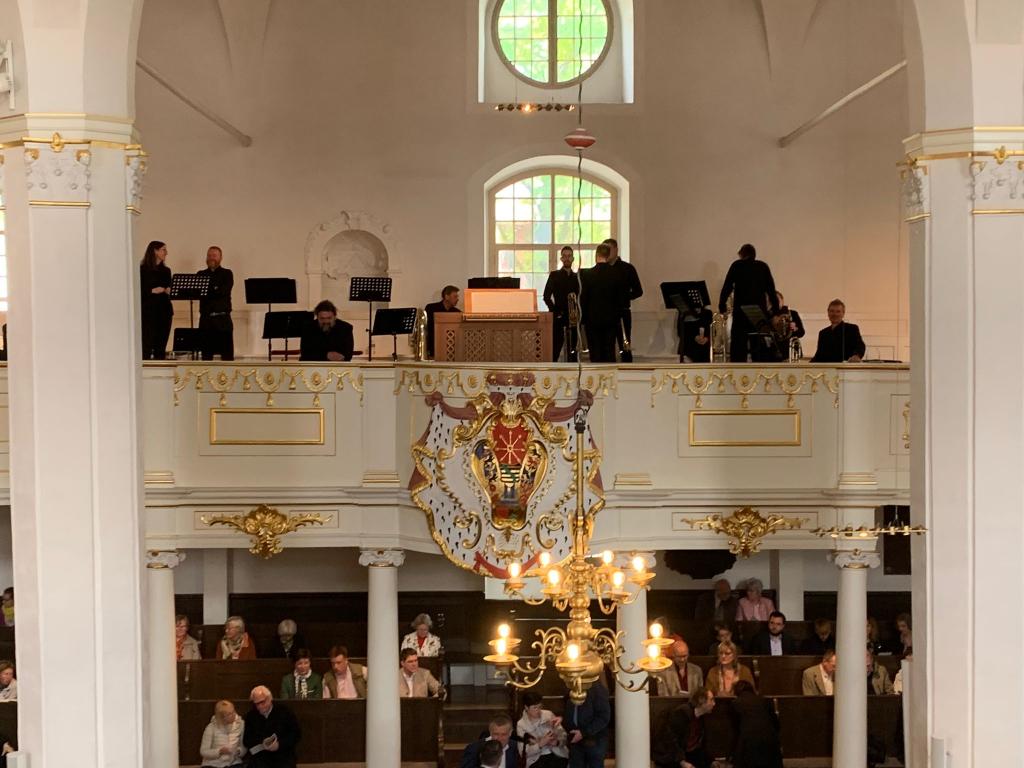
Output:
top-left (125, 149), bottom-right (147, 214)
top-left (24, 133), bottom-right (91, 206)
top-left (829, 549), bottom-right (881, 570)
top-left (359, 548), bottom-right (406, 568)
top-left (900, 163), bottom-right (929, 221)
top-left (146, 549), bottom-right (186, 570)
top-left (970, 154), bottom-right (1024, 210)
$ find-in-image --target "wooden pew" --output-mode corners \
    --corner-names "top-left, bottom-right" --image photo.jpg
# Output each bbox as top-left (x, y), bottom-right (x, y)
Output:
top-left (178, 698), bottom-right (442, 765)
top-left (178, 657), bottom-right (443, 702)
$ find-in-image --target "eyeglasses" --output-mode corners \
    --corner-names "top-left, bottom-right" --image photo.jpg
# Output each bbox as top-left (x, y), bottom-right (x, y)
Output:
top-left (252, 697), bottom-right (269, 706)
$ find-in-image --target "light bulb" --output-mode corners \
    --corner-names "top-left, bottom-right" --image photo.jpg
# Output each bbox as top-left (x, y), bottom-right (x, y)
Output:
top-left (539, 551), bottom-right (552, 567)
top-left (647, 643), bottom-right (660, 660)
top-left (496, 638), bottom-right (507, 655)
top-left (567, 643), bottom-right (580, 661)
top-left (601, 550), bottom-right (614, 565)
top-left (650, 622), bottom-right (663, 639)
top-left (498, 623), bottom-right (510, 639)
top-left (611, 570), bottom-right (625, 588)
top-left (632, 555), bottom-right (646, 573)
top-left (548, 568), bottom-right (561, 586)
top-left (508, 562), bottom-right (521, 579)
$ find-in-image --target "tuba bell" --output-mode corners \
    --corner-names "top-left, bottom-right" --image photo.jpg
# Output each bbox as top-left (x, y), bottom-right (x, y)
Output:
top-left (410, 308), bottom-right (428, 361)
top-left (567, 292), bottom-right (588, 357)
top-left (711, 312), bottom-right (728, 363)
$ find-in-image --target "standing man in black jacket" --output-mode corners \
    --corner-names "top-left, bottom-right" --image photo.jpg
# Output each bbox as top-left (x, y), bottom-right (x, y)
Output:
top-left (718, 243), bottom-right (780, 363)
top-left (580, 244), bottom-right (624, 363)
top-left (243, 686), bottom-right (301, 768)
top-left (603, 238), bottom-right (642, 362)
top-left (564, 681), bottom-right (610, 768)
top-left (543, 246), bottom-right (581, 362)
top-left (197, 245), bottom-right (234, 361)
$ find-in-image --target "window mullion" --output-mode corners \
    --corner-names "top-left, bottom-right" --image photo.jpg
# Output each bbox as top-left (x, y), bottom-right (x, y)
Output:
top-left (548, 0), bottom-right (557, 85)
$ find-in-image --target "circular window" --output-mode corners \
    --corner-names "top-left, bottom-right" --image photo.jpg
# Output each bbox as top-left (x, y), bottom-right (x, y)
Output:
top-left (493, 0), bottom-right (613, 88)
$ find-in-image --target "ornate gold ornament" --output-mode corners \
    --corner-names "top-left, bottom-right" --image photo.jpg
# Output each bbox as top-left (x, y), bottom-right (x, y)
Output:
top-left (173, 366), bottom-right (363, 406)
top-left (200, 504), bottom-right (330, 559)
top-left (812, 523), bottom-right (926, 540)
top-left (901, 400), bottom-right (911, 449)
top-left (686, 507), bottom-right (806, 558)
top-left (396, 367), bottom-right (616, 400)
top-left (649, 369), bottom-right (839, 409)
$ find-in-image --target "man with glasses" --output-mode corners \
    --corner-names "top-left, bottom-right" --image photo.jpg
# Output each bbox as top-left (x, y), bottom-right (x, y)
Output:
top-left (243, 686), bottom-right (301, 768)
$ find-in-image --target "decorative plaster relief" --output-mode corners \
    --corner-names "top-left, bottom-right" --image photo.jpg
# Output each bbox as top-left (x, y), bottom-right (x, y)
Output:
top-left (24, 134), bottom-right (91, 204)
top-left (358, 548), bottom-right (406, 568)
top-left (145, 549), bottom-right (186, 569)
top-left (899, 163), bottom-right (929, 220)
top-left (970, 156), bottom-right (1024, 208)
top-left (126, 150), bottom-right (147, 213)
top-left (829, 548), bottom-right (881, 570)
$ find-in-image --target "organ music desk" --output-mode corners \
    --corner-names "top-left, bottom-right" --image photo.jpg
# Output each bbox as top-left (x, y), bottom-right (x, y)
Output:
top-left (433, 288), bottom-right (552, 362)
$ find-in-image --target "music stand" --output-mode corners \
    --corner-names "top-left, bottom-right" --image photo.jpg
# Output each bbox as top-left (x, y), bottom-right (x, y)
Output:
top-left (262, 311), bottom-right (313, 360)
top-left (349, 276), bottom-right (392, 362)
top-left (371, 307), bottom-right (418, 361)
top-left (245, 278), bottom-right (298, 360)
top-left (739, 304), bottom-right (777, 362)
top-left (660, 281), bottom-right (710, 319)
top-left (172, 328), bottom-right (204, 360)
top-left (170, 273), bottom-right (211, 329)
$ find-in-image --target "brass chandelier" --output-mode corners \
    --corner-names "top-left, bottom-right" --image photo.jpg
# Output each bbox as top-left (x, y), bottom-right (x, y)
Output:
top-left (483, 408), bottom-right (672, 704)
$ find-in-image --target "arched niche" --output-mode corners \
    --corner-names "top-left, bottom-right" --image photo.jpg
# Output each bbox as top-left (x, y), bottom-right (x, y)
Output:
top-left (304, 210), bottom-right (397, 312)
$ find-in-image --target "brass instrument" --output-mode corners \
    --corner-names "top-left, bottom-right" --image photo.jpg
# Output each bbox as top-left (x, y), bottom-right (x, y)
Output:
top-left (771, 308), bottom-right (802, 362)
top-left (711, 312), bottom-right (728, 363)
top-left (567, 292), bottom-right (588, 356)
top-left (410, 308), bottom-right (428, 361)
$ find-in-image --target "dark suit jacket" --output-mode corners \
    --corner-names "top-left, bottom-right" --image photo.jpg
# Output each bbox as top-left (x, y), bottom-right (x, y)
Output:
top-left (651, 702), bottom-right (710, 768)
top-left (459, 735), bottom-right (524, 768)
top-left (197, 266), bottom-right (233, 316)
top-left (748, 631), bottom-right (798, 655)
top-left (730, 691), bottom-right (783, 768)
top-left (678, 308), bottom-right (714, 362)
top-left (580, 263), bottom-right (626, 330)
top-left (300, 321), bottom-right (354, 361)
top-left (718, 258), bottom-right (779, 315)
top-left (424, 300), bottom-right (462, 358)
top-left (811, 321), bottom-right (866, 362)
top-left (801, 633), bottom-right (836, 654)
top-left (563, 681), bottom-right (611, 743)
top-left (694, 592), bottom-right (739, 622)
top-left (543, 268), bottom-right (581, 320)
top-left (243, 703), bottom-right (302, 768)
top-left (610, 259), bottom-right (643, 308)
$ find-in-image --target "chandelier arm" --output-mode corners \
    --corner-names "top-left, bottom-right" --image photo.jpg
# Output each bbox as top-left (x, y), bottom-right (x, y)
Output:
top-left (609, 671), bottom-right (652, 693)
top-left (504, 665), bottom-right (548, 689)
top-left (520, 595), bottom-right (549, 606)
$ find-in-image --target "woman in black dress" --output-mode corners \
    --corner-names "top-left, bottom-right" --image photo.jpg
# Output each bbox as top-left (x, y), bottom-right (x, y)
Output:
top-left (140, 240), bottom-right (173, 359)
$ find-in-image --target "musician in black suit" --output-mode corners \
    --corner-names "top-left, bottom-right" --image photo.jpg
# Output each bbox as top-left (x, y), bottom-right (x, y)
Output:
top-left (677, 305), bottom-right (714, 363)
top-left (140, 240), bottom-right (173, 360)
top-left (300, 300), bottom-right (354, 361)
top-left (543, 246), bottom-right (581, 362)
top-left (811, 299), bottom-right (866, 362)
top-left (718, 244), bottom-right (780, 363)
top-left (197, 245), bottom-right (235, 361)
top-left (424, 285), bottom-right (461, 359)
top-left (603, 238), bottom-right (642, 362)
top-left (580, 244), bottom-right (624, 363)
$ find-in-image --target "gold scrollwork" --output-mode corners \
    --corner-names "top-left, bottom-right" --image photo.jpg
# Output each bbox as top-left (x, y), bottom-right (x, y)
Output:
top-left (396, 369), bottom-right (616, 400)
top-left (686, 506), bottom-right (806, 558)
top-left (649, 370), bottom-right (839, 409)
top-left (901, 400), bottom-right (910, 449)
top-left (200, 504), bottom-right (330, 559)
top-left (173, 366), bottom-right (364, 407)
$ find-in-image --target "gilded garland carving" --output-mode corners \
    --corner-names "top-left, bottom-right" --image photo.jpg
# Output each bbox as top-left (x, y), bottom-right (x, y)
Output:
top-left (649, 370), bottom-right (839, 409)
top-left (173, 366), bottom-right (364, 406)
top-left (24, 133), bottom-right (92, 205)
top-left (395, 368), bottom-right (617, 400)
top-left (686, 507), bottom-right (806, 558)
top-left (201, 504), bottom-right (330, 559)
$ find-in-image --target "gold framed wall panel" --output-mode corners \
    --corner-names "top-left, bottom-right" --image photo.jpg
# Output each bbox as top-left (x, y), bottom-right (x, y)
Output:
top-left (688, 409), bottom-right (802, 447)
top-left (209, 408), bottom-right (325, 446)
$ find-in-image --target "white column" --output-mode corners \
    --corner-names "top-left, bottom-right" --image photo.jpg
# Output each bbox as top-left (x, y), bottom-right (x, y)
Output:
top-left (837, 371), bottom-right (879, 490)
top-left (146, 550), bottom-right (185, 768)
top-left (202, 549), bottom-right (230, 624)
top-left (614, 552), bottom-right (652, 768)
top-left (830, 547), bottom-right (880, 768)
top-left (3, 128), bottom-right (147, 768)
top-left (360, 548), bottom-right (405, 768)
top-left (769, 550), bottom-right (805, 620)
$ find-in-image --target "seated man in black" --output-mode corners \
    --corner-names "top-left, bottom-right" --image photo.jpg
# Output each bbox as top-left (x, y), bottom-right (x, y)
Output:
top-left (652, 686), bottom-right (716, 768)
top-left (300, 300), bottom-right (354, 361)
top-left (811, 298), bottom-right (865, 362)
top-left (748, 611), bottom-right (798, 656)
top-left (243, 685), bottom-right (301, 768)
top-left (425, 285), bottom-right (462, 359)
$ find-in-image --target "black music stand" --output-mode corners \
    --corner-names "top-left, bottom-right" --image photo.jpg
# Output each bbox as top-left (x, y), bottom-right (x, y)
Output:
top-left (349, 276), bottom-right (392, 362)
top-left (170, 273), bottom-right (211, 329)
top-left (372, 307), bottom-right (418, 361)
top-left (172, 328), bottom-right (204, 360)
top-left (660, 281), bottom-right (710, 319)
top-left (739, 304), bottom-right (777, 362)
top-left (244, 278), bottom-right (298, 360)
top-left (262, 311), bottom-right (313, 360)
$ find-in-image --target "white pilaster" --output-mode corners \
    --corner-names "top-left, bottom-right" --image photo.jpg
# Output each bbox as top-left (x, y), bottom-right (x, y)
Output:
top-left (614, 551), bottom-right (653, 768)
top-left (360, 548), bottom-right (405, 768)
top-left (838, 371), bottom-right (879, 490)
top-left (769, 550), bottom-right (805, 620)
top-left (202, 549), bottom-right (230, 624)
top-left (146, 550), bottom-right (185, 768)
top-left (830, 547), bottom-right (880, 768)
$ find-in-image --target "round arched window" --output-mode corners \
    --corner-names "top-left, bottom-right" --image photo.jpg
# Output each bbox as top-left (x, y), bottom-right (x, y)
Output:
top-left (493, 0), bottom-right (613, 87)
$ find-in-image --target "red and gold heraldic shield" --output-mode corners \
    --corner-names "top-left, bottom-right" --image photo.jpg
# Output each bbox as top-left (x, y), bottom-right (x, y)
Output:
top-left (409, 373), bottom-right (603, 576)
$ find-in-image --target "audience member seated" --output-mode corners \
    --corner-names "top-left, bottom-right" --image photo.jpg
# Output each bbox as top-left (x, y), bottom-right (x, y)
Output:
top-left (176, 614), bottom-right (202, 661)
top-left (810, 299), bottom-right (865, 363)
top-left (299, 300), bottom-right (354, 362)
top-left (705, 641), bottom-right (754, 698)
top-left (460, 712), bottom-right (523, 768)
top-left (866, 617), bottom-right (885, 656)
top-left (220, 616), bottom-right (257, 660)
top-left (279, 649), bottom-right (322, 700)
top-left (401, 612), bottom-right (442, 657)
top-left (894, 613), bottom-right (913, 657)
top-left (801, 618), bottom-right (835, 654)
top-left (707, 623), bottom-right (742, 656)
top-left (399, 647), bottom-right (442, 698)
top-left (322, 644), bottom-right (367, 699)
top-left (478, 739), bottom-right (505, 768)
top-left (266, 619), bottom-right (306, 661)
top-left (866, 647), bottom-right (895, 695)
top-left (563, 681), bottom-right (610, 768)
top-left (199, 699), bottom-right (246, 768)
top-left (1, 587), bottom-right (13, 627)
top-left (729, 680), bottom-right (783, 768)
top-left (0, 662), bottom-right (16, 702)
top-left (801, 649), bottom-right (837, 696)
top-left (893, 648), bottom-right (911, 695)
top-left (748, 611), bottom-right (797, 656)
top-left (651, 686), bottom-right (716, 768)
top-left (735, 578), bottom-right (775, 622)
top-left (243, 686), bottom-right (301, 768)
top-left (694, 579), bottom-right (739, 622)
top-left (653, 640), bottom-right (704, 697)
top-left (517, 692), bottom-right (568, 768)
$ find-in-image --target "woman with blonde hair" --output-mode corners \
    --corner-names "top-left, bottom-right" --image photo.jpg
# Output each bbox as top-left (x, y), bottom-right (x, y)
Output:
top-left (705, 641), bottom-right (754, 697)
top-left (199, 700), bottom-right (245, 767)
top-left (219, 616), bottom-right (256, 660)
top-left (400, 612), bottom-right (442, 657)
top-left (176, 614), bottom-right (201, 661)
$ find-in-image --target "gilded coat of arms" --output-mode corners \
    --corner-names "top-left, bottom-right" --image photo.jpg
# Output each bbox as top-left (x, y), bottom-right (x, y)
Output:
top-left (409, 372), bottom-right (603, 576)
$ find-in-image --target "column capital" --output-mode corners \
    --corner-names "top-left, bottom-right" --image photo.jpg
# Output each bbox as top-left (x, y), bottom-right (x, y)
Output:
top-left (829, 549), bottom-right (880, 570)
top-left (359, 548), bottom-right (405, 568)
top-left (146, 549), bottom-right (186, 570)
